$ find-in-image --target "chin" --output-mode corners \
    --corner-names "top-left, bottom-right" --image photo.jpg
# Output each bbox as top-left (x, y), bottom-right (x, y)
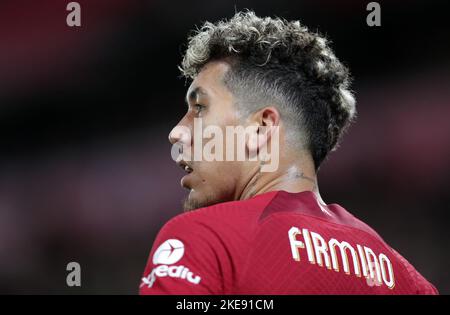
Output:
top-left (182, 190), bottom-right (220, 212)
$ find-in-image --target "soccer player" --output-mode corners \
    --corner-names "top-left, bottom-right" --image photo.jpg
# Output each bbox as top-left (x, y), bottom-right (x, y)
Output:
top-left (140, 11), bottom-right (438, 294)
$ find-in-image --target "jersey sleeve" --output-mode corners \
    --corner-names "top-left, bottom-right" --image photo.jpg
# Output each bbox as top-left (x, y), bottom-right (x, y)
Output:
top-left (139, 213), bottom-right (230, 295)
top-left (391, 249), bottom-right (439, 295)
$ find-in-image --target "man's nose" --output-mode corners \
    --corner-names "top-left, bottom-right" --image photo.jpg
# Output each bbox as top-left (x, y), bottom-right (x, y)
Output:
top-left (168, 124), bottom-right (191, 146)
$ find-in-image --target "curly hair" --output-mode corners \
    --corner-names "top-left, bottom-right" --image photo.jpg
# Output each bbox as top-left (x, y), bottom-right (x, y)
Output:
top-left (180, 10), bottom-right (356, 169)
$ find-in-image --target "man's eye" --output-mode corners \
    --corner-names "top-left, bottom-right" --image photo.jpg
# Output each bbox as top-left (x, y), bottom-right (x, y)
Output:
top-left (193, 104), bottom-right (205, 114)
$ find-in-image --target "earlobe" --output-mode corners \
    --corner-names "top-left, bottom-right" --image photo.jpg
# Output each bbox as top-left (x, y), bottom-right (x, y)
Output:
top-left (246, 125), bottom-right (271, 160)
top-left (246, 125), bottom-right (260, 158)
top-left (246, 107), bottom-right (279, 157)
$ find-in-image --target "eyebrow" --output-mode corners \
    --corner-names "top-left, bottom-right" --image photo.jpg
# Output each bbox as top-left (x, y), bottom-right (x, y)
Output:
top-left (185, 86), bottom-right (208, 106)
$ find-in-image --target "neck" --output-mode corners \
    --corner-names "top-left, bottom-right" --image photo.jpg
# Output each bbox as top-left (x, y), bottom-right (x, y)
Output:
top-left (238, 155), bottom-right (319, 201)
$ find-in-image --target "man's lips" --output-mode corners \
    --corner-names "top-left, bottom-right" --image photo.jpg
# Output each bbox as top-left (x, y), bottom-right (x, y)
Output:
top-left (177, 160), bottom-right (193, 174)
top-left (177, 160), bottom-right (195, 189)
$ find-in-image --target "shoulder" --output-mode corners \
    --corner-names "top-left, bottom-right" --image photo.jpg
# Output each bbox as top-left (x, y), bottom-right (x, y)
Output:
top-left (160, 191), bottom-right (280, 239)
top-left (141, 192), bottom-right (279, 294)
top-left (151, 191), bottom-right (280, 270)
top-left (390, 249), bottom-right (439, 294)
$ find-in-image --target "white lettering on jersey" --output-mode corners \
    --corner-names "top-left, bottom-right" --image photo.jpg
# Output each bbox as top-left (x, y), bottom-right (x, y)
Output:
top-left (288, 227), bottom-right (395, 289)
top-left (141, 239), bottom-right (201, 288)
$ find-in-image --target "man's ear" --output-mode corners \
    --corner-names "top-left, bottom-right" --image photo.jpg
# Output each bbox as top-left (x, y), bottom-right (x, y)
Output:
top-left (246, 107), bottom-right (280, 157)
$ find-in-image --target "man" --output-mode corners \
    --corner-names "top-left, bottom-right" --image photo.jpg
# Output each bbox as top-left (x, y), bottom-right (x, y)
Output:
top-left (140, 11), bottom-right (438, 294)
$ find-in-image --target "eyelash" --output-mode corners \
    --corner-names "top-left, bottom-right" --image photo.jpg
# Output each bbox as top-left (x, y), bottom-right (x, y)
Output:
top-left (193, 104), bottom-right (205, 115)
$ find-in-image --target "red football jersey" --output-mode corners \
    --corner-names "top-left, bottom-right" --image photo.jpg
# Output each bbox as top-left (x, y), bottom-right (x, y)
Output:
top-left (140, 190), bottom-right (438, 294)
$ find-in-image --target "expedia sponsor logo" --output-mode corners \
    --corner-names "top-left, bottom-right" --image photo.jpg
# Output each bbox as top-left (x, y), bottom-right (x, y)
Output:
top-left (141, 265), bottom-right (201, 288)
top-left (153, 239), bottom-right (185, 265)
top-left (141, 239), bottom-right (201, 288)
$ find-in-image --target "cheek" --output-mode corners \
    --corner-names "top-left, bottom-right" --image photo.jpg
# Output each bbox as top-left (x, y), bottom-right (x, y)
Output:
top-left (206, 107), bottom-right (239, 129)
top-left (197, 162), bottom-right (238, 190)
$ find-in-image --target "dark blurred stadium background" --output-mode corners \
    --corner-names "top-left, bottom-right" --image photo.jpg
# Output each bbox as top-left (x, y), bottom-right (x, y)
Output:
top-left (0, 0), bottom-right (449, 294)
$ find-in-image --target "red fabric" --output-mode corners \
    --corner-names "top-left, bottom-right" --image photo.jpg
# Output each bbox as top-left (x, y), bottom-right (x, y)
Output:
top-left (140, 190), bottom-right (438, 295)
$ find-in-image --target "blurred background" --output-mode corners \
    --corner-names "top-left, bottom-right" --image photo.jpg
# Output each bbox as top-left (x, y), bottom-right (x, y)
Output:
top-left (0, 0), bottom-right (449, 294)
